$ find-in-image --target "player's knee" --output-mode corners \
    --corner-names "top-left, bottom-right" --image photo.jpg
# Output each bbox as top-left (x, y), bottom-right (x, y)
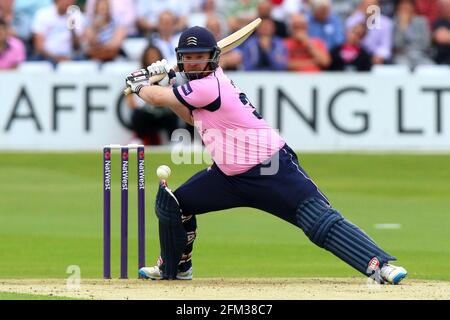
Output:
top-left (295, 198), bottom-right (343, 248)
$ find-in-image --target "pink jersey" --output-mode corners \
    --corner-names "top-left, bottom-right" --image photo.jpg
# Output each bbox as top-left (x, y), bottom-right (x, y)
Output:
top-left (173, 67), bottom-right (285, 176)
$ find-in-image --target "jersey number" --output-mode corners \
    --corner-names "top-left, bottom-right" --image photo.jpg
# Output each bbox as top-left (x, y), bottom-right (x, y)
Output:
top-left (239, 93), bottom-right (262, 119)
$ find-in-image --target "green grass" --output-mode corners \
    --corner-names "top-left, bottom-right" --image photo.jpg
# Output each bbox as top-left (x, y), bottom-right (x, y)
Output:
top-left (0, 292), bottom-right (78, 300)
top-left (0, 152), bottom-right (449, 281)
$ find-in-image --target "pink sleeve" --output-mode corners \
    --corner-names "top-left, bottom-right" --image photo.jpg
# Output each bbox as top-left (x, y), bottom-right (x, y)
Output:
top-left (173, 76), bottom-right (220, 110)
top-left (13, 38), bottom-right (26, 64)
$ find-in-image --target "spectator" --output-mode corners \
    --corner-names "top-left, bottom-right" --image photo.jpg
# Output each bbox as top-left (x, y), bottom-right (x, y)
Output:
top-left (206, 14), bottom-right (225, 40)
top-left (284, 13), bottom-right (331, 72)
top-left (86, 0), bottom-right (137, 36)
top-left (150, 11), bottom-right (181, 66)
top-left (204, 15), bottom-right (242, 70)
top-left (346, 0), bottom-right (393, 64)
top-left (0, 0), bottom-right (13, 24)
top-left (83, 0), bottom-right (126, 62)
top-left (306, 0), bottom-right (345, 51)
top-left (32, 0), bottom-right (85, 64)
top-left (415, 0), bottom-right (439, 29)
top-left (271, 0), bottom-right (304, 22)
top-left (432, 0), bottom-right (450, 65)
top-left (11, 0), bottom-right (52, 57)
top-left (0, 18), bottom-right (26, 69)
top-left (328, 23), bottom-right (372, 71)
top-left (226, 0), bottom-right (259, 33)
top-left (240, 18), bottom-right (288, 71)
top-left (125, 45), bottom-right (179, 145)
top-left (188, 0), bottom-right (228, 34)
top-left (393, 0), bottom-right (433, 69)
top-left (136, 0), bottom-right (188, 37)
top-left (257, 0), bottom-right (288, 38)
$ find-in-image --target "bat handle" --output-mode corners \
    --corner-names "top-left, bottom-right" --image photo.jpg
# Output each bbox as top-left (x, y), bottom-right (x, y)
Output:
top-left (123, 70), bottom-right (176, 96)
top-left (124, 87), bottom-right (132, 96)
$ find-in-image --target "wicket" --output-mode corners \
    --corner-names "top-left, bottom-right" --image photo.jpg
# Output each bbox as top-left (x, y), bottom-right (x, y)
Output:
top-left (103, 144), bottom-right (146, 279)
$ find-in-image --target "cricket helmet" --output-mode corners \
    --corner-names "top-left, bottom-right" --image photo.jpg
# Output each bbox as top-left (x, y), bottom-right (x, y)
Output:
top-left (175, 26), bottom-right (221, 80)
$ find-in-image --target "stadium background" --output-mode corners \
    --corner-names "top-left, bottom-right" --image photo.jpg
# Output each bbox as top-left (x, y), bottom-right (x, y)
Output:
top-left (0, 0), bottom-right (449, 299)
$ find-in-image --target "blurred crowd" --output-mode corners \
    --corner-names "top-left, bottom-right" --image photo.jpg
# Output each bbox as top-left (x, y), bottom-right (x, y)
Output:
top-left (1, 0), bottom-right (449, 146)
top-left (1, 0), bottom-right (450, 72)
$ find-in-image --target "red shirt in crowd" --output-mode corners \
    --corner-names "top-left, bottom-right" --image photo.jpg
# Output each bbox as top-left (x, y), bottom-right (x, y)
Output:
top-left (284, 37), bottom-right (328, 72)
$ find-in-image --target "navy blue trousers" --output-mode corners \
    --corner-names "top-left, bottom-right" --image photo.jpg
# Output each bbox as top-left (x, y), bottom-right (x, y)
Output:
top-left (172, 144), bottom-right (396, 277)
top-left (174, 144), bottom-right (329, 225)
top-left (173, 144), bottom-right (329, 271)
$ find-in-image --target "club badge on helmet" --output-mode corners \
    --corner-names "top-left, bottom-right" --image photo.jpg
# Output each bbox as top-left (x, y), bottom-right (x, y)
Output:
top-left (175, 26), bottom-right (221, 80)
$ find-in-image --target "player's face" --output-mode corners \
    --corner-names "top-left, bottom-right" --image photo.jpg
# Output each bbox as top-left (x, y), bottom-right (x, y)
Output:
top-left (182, 52), bottom-right (211, 72)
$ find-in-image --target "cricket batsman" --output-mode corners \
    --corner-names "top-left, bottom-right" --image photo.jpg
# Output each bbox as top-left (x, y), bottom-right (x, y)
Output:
top-left (125, 26), bottom-right (407, 284)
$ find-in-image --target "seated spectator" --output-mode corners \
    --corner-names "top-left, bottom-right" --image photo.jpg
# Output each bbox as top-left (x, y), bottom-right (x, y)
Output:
top-left (0, 18), bottom-right (26, 69)
top-left (257, 0), bottom-right (288, 38)
top-left (11, 0), bottom-right (52, 58)
top-left (271, 0), bottom-right (304, 22)
top-left (346, 0), bottom-right (393, 64)
top-left (0, 0), bottom-right (13, 24)
top-left (306, 0), bottom-right (345, 51)
top-left (284, 13), bottom-right (331, 72)
top-left (125, 45), bottom-right (179, 145)
top-left (393, 0), bottom-right (433, 69)
top-left (204, 15), bottom-right (242, 70)
top-left (328, 23), bottom-right (372, 71)
top-left (432, 0), bottom-right (450, 65)
top-left (206, 14), bottom-right (225, 40)
top-left (226, 0), bottom-right (259, 33)
top-left (150, 11), bottom-right (181, 66)
top-left (136, 0), bottom-right (188, 37)
top-left (188, 0), bottom-right (227, 30)
top-left (240, 18), bottom-right (288, 71)
top-left (415, 0), bottom-right (439, 29)
top-left (83, 0), bottom-right (126, 62)
top-left (31, 0), bottom-right (85, 64)
top-left (86, 0), bottom-right (137, 36)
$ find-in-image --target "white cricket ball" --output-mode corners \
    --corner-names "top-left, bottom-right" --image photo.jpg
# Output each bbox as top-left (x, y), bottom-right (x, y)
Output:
top-left (156, 165), bottom-right (171, 180)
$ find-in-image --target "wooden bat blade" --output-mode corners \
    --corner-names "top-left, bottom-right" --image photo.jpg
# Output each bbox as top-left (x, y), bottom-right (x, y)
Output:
top-left (217, 18), bottom-right (262, 54)
top-left (124, 18), bottom-right (262, 95)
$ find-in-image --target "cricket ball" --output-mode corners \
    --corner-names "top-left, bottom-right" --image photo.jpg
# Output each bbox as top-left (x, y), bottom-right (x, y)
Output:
top-left (156, 165), bottom-right (171, 180)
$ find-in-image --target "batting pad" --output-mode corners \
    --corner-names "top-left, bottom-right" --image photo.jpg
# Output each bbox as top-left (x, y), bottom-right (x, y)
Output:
top-left (155, 183), bottom-right (188, 279)
top-left (296, 198), bottom-right (396, 279)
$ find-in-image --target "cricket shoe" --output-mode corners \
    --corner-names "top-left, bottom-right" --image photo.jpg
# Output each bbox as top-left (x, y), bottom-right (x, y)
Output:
top-left (139, 266), bottom-right (193, 280)
top-left (380, 264), bottom-right (407, 285)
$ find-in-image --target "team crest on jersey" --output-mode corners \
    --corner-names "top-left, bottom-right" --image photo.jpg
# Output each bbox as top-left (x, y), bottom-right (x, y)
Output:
top-left (181, 83), bottom-right (193, 96)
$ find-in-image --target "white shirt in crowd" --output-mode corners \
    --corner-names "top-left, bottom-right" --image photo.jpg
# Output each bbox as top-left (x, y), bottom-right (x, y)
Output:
top-left (32, 4), bottom-right (85, 57)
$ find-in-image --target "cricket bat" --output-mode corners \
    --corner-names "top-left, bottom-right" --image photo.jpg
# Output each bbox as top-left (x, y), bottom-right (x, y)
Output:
top-left (124, 18), bottom-right (262, 96)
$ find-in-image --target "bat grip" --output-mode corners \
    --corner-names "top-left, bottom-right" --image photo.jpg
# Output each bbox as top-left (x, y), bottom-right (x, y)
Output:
top-left (123, 72), bottom-right (173, 96)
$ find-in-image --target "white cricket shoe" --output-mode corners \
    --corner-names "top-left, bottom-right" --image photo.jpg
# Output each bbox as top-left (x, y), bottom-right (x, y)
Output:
top-left (380, 264), bottom-right (407, 284)
top-left (139, 266), bottom-right (193, 280)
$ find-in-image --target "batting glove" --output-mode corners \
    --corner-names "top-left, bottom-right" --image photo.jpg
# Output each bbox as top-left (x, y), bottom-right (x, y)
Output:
top-left (125, 69), bottom-right (150, 95)
top-left (146, 59), bottom-right (175, 87)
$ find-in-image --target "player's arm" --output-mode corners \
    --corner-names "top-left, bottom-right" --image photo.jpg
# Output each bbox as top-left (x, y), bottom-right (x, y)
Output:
top-left (126, 62), bottom-right (194, 125)
top-left (139, 86), bottom-right (193, 126)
